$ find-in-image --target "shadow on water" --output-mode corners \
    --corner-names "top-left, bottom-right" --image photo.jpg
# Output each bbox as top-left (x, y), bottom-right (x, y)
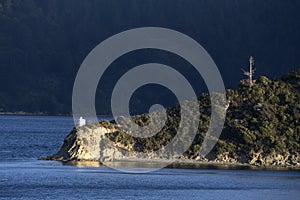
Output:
top-left (61, 160), bottom-right (300, 171)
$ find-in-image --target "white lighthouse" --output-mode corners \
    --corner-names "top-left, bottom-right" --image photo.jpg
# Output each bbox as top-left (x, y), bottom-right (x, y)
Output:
top-left (78, 117), bottom-right (86, 127)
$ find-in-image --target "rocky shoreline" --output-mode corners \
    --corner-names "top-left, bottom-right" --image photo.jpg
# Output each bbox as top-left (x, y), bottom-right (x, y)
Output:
top-left (41, 124), bottom-right (300, 170)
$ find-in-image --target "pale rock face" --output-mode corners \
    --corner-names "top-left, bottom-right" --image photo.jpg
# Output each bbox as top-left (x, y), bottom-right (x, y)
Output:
top-left (46, 125), bottom-right (125, 162)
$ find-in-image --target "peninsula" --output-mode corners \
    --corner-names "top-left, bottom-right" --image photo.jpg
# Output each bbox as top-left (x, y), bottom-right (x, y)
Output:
top-left (42, 69), bottom-right (300, 169)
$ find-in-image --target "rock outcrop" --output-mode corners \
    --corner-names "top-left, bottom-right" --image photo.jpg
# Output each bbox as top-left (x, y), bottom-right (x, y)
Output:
top-left (42, 122), bottom-right (300, 168)
top-left (42, 125), bottom-right (125, 162)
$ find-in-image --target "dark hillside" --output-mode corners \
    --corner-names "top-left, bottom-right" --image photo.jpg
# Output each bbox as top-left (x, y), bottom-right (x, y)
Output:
top-left (0, 0), bottom-right (300, 114)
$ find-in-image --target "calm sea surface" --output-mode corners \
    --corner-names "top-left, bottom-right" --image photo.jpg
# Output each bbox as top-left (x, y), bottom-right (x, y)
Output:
top-left (0, 115), bottom-right (299, 200)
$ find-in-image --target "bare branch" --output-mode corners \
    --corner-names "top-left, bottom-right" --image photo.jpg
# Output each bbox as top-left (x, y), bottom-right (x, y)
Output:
top-left (242, 56), bottom-right (255, 87)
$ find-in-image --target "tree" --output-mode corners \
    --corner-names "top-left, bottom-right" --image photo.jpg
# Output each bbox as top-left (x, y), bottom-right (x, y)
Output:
top-left (242, 56), bottom-right (255, 87)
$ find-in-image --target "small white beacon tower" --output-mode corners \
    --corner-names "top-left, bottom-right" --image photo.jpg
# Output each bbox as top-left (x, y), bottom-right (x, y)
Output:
top-left (79, 117), bottom-right (86, 127)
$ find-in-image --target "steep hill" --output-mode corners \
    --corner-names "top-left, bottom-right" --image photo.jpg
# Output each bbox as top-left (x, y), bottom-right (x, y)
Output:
top-left (1, 0), bottom-right (300, 114)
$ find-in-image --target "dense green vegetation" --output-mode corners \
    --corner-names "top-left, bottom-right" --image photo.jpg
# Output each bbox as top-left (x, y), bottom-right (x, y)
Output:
top-left (103, 69), bottom-right (300, 158)
top-left (0, 0), bottom-right (300, 114)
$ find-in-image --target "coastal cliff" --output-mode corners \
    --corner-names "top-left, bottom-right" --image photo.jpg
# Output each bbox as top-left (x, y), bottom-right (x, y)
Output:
top-left (43, 125), bottom-right (125, 162)
top-left (42, 122), bottom-right (300, 168)
top-left (42, 69), bottom-right (300, 168)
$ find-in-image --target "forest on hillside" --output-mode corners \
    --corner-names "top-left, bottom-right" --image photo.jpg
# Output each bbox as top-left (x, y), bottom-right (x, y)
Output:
top-left (98, 69), bottom-right (300, 161)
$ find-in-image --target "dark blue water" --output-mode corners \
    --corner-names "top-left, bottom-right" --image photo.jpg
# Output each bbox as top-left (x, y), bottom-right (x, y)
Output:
top-left (0, 115), bottom-right (299, 199)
